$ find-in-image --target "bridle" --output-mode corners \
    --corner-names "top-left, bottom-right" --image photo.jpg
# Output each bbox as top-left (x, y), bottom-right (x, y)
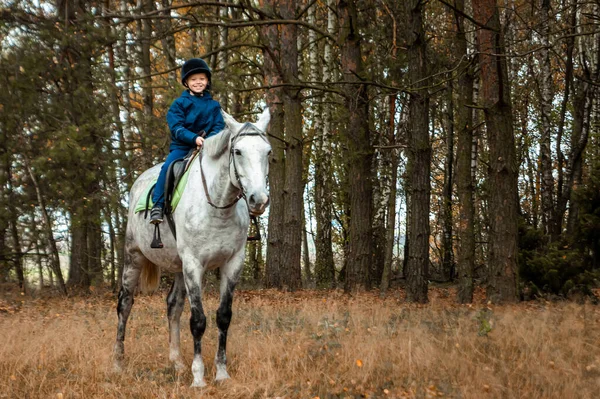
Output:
top-left (199, 123), bottom-right (269, 210)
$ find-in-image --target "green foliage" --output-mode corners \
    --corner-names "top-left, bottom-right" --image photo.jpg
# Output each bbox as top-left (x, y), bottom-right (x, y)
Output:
top-left (474, 308), bottom-right (493, 337)
top-left (519, 240), bottom-right (594, 296)
top-left (518, 172), bottom-right (600, 299)
top-left (573, 163), bottom-right (600, 270)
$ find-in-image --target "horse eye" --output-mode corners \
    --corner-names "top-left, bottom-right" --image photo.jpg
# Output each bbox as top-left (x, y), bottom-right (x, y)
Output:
top-left (267, 150), bottom-right (272, 157)
top-left (234, 149), bottom-right (242, 156)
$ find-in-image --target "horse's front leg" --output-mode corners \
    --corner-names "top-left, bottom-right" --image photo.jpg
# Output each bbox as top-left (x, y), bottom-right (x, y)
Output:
top-left (183, 264), bottom-right (208, 388)
top-left (166, 272), bottom-right (186, 371)
top-left (215, 262), bottom-right (241, 382)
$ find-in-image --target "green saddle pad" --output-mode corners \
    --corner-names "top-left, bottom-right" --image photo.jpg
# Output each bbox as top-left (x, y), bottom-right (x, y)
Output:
top-left (134, 162), bottom-right (193, 214)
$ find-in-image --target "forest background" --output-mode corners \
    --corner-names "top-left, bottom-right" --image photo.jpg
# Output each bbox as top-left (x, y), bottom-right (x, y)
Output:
top-left (1, 0), bottom-right (599, 305)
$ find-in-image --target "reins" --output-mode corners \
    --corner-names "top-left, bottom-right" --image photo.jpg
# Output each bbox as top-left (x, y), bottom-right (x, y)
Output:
top-left (199, 149), bottom-right (245, 209)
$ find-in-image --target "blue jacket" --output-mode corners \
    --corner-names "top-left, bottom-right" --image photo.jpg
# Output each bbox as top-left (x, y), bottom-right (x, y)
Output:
top-left (166, 90), bottom-right (225, 151)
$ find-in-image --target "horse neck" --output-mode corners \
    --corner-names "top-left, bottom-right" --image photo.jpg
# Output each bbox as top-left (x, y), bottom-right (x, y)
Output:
top-left (198, 149), bottom-right (240, 213)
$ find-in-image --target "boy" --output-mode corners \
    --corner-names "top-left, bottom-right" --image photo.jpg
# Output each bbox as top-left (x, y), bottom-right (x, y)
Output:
top-left (150, 58), bottom-right (225, 224)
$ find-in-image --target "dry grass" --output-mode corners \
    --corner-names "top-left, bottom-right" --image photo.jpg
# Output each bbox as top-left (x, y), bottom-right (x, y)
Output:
top-left (1, 286), bottom-right (600, 398)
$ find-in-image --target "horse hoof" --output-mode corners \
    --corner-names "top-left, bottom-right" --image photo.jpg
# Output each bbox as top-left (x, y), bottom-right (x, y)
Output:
top-left (173, 361), bottom-right (185, 372)
top-left (215, 369), bottom-right (230, 382)
top-left (190, 379), bottom-right (207, 388)
top-left (170, 357), bottom-right (185, 371)
top-left (113, 361), bottom-right (124, 373)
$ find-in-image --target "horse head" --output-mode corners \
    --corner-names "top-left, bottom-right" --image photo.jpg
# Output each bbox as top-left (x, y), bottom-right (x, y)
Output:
top-left (221, 108), bottom-right (272, 216)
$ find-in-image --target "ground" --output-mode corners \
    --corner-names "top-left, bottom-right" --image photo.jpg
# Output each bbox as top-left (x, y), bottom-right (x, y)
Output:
top-left (1, 284), bottom-right (599, 398)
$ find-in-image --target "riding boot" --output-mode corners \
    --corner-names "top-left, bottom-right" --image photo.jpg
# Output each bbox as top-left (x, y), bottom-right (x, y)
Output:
top-left (150, 206), bottom-right (165, 249)
top-left (150, 206), bottom-right (164, 224)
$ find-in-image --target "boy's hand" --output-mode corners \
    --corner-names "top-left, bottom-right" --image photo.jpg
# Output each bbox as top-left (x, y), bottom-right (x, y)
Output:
top-left (195, 136), bottom-right (205, 147)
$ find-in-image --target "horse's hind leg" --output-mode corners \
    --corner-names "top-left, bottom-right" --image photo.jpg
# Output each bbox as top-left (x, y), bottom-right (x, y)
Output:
top-left (166, 272), bottom-right (186, 370)
top-left (113, 250), bottom-right (145, 372)
top-left (215, 270), bottom-right (238, 382)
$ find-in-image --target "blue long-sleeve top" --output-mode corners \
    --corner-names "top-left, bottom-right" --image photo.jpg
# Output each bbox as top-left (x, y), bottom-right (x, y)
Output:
top-left (166, 90), bottom-right (225, 151)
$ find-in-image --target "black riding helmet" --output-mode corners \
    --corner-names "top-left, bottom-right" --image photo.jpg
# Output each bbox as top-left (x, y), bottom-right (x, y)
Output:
top-left (181, 58), bottom-right (212, 86)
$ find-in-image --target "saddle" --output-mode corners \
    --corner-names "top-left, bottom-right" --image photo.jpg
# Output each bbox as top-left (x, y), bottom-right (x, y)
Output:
top-left (144, 148), bottom-right (198, 237)
top-left (164, 148), bottom-right (197, 217)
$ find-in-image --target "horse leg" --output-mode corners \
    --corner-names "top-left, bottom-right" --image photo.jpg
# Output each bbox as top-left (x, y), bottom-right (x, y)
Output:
top-left (113, 251), bottom-right (145, 372)
top-left (166, 272), bottom-right (186, 370)
top-left (183, 267), bottom-right (207, 387)
top-left (215, 269), bottom-right (238, 382)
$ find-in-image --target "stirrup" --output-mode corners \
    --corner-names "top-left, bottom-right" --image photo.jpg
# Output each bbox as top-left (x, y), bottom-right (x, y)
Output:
top-left (151, 224), bottom-right (164, 249)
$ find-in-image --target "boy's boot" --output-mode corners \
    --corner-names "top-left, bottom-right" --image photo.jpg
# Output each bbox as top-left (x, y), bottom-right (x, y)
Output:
top-left (150, 206), bottom-right (164, 224)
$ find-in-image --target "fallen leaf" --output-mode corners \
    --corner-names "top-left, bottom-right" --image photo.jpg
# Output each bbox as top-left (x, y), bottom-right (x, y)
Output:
top-left (356, 359), bottom-right (363, 368)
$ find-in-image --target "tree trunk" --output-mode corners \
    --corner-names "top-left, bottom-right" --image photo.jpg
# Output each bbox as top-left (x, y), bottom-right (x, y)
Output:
top-left (47, 263), bottom-right (54, 287)
top-left (279, 0), bottom-right (303, 291)
top-left (0, 228), bottom-right (7, 284)
top-left (261, 0), bottom-right (284, 288)
top-left (313, 0), bottom-right (336, 288)
top-left (566, 80), bottom-right (594, 235)
top-left (69, 215), bottom-right (89, 287)
top-left (87, 190), bottom-right (103, 286)
top-left (256, 238), bottom-right (264, 283)
top-left (564, 13), bottom-right (599, 237)
top-left (0, 144), bottom-right (9, 284)
top-left (405, 0), bottom-right (430, 303)
top-left (160, 0), bottom-right (178, 82)
top-left (454, 0), bottom-right (476, 304)
top-left (57, 0), bottom-right (104, 290)
top-left (137, 0), bottom-right (154, 168)
top-left (217, 0), bottom-right (229, 109)
top-left (247, 236), bottom-right (258, 282)
top-left (338, 0), bottom-right (374, 293)
top-left (402, 190), bottom-right (411, 279)
top-left (380, 94), bottom-right (400, 296)
top-left (36, 238), bottom-right (44, 291)
top-left (9, 219), bottom-right (24, 290)
top-left (552, 0), bottom-right (577, 239)
top-left (106, 204), bottom-right (117, 290)
top-left (23, 155), bottom-right (67, 295)
top-left (441, 82), bottom-right (455, 281)
top-left (115, 205), bottom-right (125, 292)
top-left (6, 162), bottom-right (25, 290)
top-left (372, 99), bottom-right (389, 288)
top-left (473, 0), bottom-right (519, 303)
top-left (118, 0), bottom-right (135, 189)
top-left (538, 0), bottom-right (555, 236)
top-left (302, 212), bottom-right (312, 283)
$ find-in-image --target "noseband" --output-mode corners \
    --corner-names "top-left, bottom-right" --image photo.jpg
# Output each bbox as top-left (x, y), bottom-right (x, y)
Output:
top-left (200, 123), bottom-right (269, 210)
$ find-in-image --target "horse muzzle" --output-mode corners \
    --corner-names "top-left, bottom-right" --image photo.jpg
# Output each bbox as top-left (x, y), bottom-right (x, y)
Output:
top-left (247, 192), bottom-right (269, 216)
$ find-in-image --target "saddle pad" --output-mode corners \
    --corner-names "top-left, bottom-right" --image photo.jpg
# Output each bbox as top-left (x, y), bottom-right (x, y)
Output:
top-left (134, 165), bottom-right (192, 214)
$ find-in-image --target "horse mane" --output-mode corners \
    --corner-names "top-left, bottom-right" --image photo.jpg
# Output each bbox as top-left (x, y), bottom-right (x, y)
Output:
top-left (203, 126), bottom-right (234, 158)
top-left (202, 122), bottom-right (268, 159)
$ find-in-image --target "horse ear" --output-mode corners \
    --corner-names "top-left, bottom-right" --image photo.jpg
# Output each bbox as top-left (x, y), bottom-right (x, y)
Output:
top-left (221, 110), bottom-right (243, 133)
top-left (255, 108), bottom-right (270, 132)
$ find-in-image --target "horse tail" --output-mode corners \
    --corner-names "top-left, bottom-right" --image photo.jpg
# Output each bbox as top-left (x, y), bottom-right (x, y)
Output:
top-left (139, 262), bottom-right (160, 294)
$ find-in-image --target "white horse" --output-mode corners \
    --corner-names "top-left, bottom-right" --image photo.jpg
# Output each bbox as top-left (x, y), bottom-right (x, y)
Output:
top-left (113, 109), bottom-right (271, 387)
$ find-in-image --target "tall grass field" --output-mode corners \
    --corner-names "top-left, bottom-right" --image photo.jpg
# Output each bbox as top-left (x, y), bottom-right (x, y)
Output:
top-left (2, 286), bottom-right (599, 398)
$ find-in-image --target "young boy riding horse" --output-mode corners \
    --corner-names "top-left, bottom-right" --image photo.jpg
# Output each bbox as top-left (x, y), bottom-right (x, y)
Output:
top-left (150, 58), bottom-right (225, 225)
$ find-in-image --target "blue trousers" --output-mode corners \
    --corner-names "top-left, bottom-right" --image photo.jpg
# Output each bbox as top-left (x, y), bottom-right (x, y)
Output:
top-left (152, 148), bottom-right (190, 208)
